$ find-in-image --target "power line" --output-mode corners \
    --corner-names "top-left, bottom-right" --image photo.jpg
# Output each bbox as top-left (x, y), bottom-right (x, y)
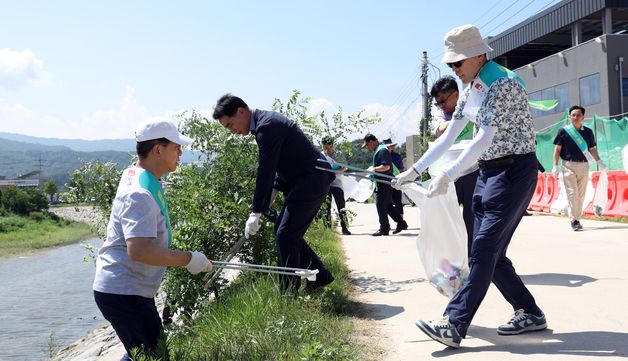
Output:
top-left (479, 0), bottom-right (523, 30)
top-left (486, 0), bottom-right (538, 35)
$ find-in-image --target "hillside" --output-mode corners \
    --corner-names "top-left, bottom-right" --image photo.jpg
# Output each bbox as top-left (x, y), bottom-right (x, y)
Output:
top-left (0, 138), bottom-right (133, 188)
top-left (0, 132), bottom-right (204, 189)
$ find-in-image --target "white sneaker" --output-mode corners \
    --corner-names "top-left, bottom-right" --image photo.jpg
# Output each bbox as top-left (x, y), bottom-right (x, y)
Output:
top-left (497, 309), bottom-right (547, 335)
top-left (415, 316), bottom-right (462, 348)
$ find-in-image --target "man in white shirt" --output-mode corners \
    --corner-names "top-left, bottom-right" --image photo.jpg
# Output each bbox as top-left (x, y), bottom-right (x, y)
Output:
top-left (93, 120), bottom-right (212, 360)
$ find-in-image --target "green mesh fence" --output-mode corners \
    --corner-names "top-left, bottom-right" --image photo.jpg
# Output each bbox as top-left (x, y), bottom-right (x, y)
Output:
top-left (535, 110), bottom-right (628, 171)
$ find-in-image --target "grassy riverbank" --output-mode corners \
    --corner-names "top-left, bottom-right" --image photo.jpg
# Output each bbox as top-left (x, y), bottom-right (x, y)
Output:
top-left (0, 212), bottom-right (94, 258)
top-left (134, 222), bottom-right (368, 361)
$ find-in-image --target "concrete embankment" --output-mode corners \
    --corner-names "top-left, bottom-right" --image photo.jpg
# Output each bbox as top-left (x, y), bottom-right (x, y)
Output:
top-left (48, 206), bottom-right (102, 227)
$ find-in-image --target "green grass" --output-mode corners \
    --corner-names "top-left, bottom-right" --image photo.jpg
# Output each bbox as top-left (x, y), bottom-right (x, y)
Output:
top-left (0, 213), bottom-right (94, 258)
top-left (138, 222), bottom-right (364, 361)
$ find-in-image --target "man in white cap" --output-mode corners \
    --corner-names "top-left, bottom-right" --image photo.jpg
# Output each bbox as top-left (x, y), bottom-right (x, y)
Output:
top-left (393, 24), bottom-right (546, 348)
top-left (93, 119), bottom-right (212, 360)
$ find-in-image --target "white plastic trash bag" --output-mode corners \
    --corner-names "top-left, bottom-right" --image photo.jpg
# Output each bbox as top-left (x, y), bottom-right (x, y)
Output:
top-left (340, 175), bottom-right (374, 203)
top-left (593, 170), bottom-right (608, 217)
top-left (401, 182), bottom-right (469, 298)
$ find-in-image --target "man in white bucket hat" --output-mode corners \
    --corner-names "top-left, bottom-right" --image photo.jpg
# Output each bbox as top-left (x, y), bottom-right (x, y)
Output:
top-left (393, 24), bottom-right (546, 348)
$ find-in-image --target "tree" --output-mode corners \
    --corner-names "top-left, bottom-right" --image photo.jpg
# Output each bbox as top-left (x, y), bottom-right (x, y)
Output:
top-left (63, 160), bottom-right (125, 238)
top-left (43, 179), bottom-right (58, 203)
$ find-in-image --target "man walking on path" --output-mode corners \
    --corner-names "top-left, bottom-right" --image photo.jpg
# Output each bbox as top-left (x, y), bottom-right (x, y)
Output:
top-left (393, 24), bottom-right (546, 348)
top-left (383, 138), bottom-right (406, 222)
top-left (363, 133), bottom-right (408, 236)
top-left (213, 94), bottom-right (335, 293)
top-left (552, 105), bottom-right (606, 231)
top-left (321, 136), bottom-right (351, 235)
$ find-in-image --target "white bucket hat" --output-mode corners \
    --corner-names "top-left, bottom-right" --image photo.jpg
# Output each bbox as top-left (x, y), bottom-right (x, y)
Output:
top-left (135, 120), bottom-right (193, 146)
top-left (441, 24), bottom-right (493, 64)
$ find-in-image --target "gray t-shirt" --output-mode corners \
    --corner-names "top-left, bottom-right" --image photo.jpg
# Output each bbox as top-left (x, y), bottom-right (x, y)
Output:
top-left (93, 166), bottom-right (169, 298)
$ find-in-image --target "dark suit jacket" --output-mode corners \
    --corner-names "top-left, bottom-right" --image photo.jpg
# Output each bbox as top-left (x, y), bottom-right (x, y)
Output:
top-left (251, 109), bottom-right (330, 213)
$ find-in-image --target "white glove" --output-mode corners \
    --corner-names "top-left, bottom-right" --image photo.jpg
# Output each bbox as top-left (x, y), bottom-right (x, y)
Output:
top-left (597, 159), bottom-right (607, 171)
top-left (551, 165), bottom-right (559, 178)
top-left (392, 168), bottom-right (418, 190)
top-left (427, 173), bottom-right (452, 198)
top-left (366, 166), bottom-right (375, 173)
top-left (185, 251), bottom-right (212, 274)
top-left (244, 212), bottom-right (262, 238)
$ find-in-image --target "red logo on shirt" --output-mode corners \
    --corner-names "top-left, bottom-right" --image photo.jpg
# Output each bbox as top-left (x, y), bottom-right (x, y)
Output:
top-left (474, 83), bottom-right (483, 90)
top-left (128, 169), bottom-right (135, 176)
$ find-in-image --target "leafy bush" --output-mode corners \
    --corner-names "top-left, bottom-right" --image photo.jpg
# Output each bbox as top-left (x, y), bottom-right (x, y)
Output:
top-left (0, 186), bottom-right (49, 215)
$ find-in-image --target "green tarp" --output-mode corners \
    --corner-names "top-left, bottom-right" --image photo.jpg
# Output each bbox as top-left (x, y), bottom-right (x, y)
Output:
top-left (535, 111), bottom-right (628, 171)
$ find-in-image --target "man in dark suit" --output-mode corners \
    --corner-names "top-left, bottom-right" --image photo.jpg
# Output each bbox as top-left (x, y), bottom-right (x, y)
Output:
top-left (212, 94), bottom-right (334, 292)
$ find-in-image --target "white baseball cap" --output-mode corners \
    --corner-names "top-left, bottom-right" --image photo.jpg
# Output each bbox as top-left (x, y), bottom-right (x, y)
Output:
top-left (441, 24), bottom-right (493, 64)
top-left (134, 120), bottom-right (193, 146)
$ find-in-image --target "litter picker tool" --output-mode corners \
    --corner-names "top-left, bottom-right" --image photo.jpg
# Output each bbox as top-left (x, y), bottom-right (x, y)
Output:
top-left (315, 166), bottom-right (393, 185)
top-left (203, 235), bottom-right (248, 288)
top-left (316, 159), bottom-right (423, 186)
top-left (209, 261), bottom-right (319, 281)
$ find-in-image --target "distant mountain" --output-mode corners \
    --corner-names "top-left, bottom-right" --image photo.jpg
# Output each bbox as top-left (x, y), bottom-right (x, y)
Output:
top-left (0, 131), bottom-right (135, 152)
top-left (0, 138), bottom-right (133, 188)
top-left (0, 134), bottom-right (205, 189)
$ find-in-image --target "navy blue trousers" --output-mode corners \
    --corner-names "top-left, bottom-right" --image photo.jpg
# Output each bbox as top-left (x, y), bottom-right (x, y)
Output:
top-left (445, 153), bottom-right (542, 337)
top-left (374, 183), bottom-right (404, 232)
top-left (274, 170), bottom-right (332, 290)
top-left (454, 169), bottom-right (479, 257)
top-left (94, 291), bottom-right (165, 360)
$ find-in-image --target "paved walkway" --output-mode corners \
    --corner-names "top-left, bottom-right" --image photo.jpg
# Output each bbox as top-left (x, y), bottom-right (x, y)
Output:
top-left (341, 201), bottom-right (628, 360)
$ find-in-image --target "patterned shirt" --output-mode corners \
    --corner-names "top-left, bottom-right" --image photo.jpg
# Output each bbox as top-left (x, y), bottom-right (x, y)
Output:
top-left (453, 77), bottom-right (535, 161)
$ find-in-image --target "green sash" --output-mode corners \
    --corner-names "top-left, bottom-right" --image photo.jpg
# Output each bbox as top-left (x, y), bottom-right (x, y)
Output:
top-left (563, 124), bottom-right (594, 162)
top-left (139, 170), bottom-right (172, 246)
top-left (371, 144), bottom-right (390, 190)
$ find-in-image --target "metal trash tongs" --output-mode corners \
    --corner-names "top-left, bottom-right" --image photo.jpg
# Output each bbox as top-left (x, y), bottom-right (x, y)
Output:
top-left (316, 159), bottom-right (422, 186)
top-left (210, 261), bottom-right (319, 281)
top-left (203, 235), bottom-right (319, 288)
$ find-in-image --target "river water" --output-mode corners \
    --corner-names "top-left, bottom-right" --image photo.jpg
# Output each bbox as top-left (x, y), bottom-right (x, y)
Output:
top-left (0, 239), bottom-right (105, 360)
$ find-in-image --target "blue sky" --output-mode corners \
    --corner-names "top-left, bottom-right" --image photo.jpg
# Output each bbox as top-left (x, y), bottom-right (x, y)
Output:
top-left (0, 0), bottom-right (560, 142)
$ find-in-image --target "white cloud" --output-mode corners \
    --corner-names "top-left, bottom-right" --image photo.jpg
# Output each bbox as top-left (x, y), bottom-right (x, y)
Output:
top-left (305, 97), bottom-right (423, 145)
top-left (0, 86), bottom-right (188, 140)
top-left (307, 98), bottom-right (336, 117)
top-left (0, 48), bottom-right (51, 90)
top-left (360, 101), bottom-right (423, 144)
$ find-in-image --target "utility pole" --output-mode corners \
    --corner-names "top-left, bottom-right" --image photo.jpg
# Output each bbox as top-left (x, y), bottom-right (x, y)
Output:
top-left (420, 51), bottom-right (429, 149)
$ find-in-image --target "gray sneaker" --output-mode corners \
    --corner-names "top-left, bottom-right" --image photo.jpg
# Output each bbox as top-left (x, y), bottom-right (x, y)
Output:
top-left (415, 316), bottom-right (462, 348)
top-left (497, 309), bottom-right (547, 335)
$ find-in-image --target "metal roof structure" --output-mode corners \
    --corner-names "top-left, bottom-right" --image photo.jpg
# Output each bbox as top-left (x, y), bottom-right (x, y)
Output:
top-left (488, 0), bottom-right (628, 68)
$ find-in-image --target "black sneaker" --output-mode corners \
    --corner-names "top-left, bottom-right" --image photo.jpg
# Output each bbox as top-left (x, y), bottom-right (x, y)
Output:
top-left (304, 272), bottom-right (335, 294)
top-left (571, 220), bottom-right (583, 231)
top-left (341, 228), bottom-right (352, 235)
top-left (372, 229), bottom-right (389, 236)
top-left (392, 221), bottom-right (408, 234)
top-left (415, 316), bottom-right (462, 348)
top-left (497, 309), bottom-right (547, 335)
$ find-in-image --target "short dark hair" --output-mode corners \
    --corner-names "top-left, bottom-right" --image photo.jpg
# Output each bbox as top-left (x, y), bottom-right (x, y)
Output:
top-left (321, 136), bottom-right (334, 145)
top-left (569, 105), bottom-right (585, 115)
top-left (136, 138), bottom-right (170, 159)
top-left (212, 94), bottom-right (249, 119)
top-left (363, 133), bottom-right (378, 142)
top-left (430, 76), bottom-right (458, 98)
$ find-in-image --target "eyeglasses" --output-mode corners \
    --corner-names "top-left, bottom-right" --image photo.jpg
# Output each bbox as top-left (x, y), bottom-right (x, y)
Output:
top-left (447, 58), bottom-right (467, 69)
top-left (434, 92), bottom-right (455, 107)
